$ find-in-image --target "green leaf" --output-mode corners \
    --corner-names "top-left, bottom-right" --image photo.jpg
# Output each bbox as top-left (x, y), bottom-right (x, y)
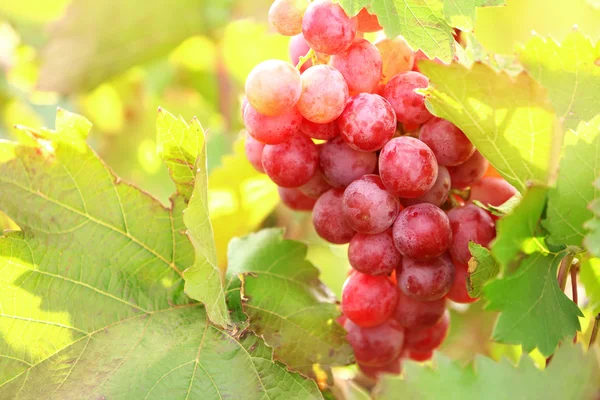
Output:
top-left (421, 62), bottom-right (562, 192)
top-left (467, 243), bottom-right (499, 298)
top-left (580, 257), bottom-right (600, 314)
top-left (584, 178), bottom-right (600, 256)
top-left (226, 229), bottom-right (354, 377)
top-left (519, 31), bottom-right (600, 131)
top-left (374, 344), bottom-right (600, 399)
top-left (0, 111), bottom-right (322, 398)
top-left (338, 0), bottom-right (455, 62)
top-left (484, 252), bottom-right (582, 356)
top-left (544, 115), bottom-right (600, 248)
top-left (443, 0), bottom-right (505, 31)
top-left (457, 32), bottom-right (522, 75)
top-left (492, 186), bottom-right (549, 267)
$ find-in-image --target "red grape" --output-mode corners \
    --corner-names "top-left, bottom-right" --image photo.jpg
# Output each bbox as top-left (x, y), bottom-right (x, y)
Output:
top-left (402, 166), bottom-right (451, 207)
top-left (447, 151), bottom-right (488, 189)
top-left (404, 311), bottom-right (450, 352)
top-left (379, 137), bottom-right (438, 198)
top-left (320, 137), bottom-right (378, 187)
top-left (244, 103), bottom-right (302, 145)
top-left (302, 0), bottom-right (357, 55)
top-left (382, 71), bottom-right (432, 126)
top-left (394, 290), bottom-right (446, 328)
top-left (342, 272), bottom-right (398, 327)
top-left (299, 169), bottom-right (332, 198)
top-left (468, 177), bottom-right (518, 207)
top-left (405, 349), bottom-right (433, 362)
top-left (447, 204), bottom-right (496, 264)
top-left (245, 60), bottom-right (302, 116)
top-left (359, 358), bottom-right (402, 379)
top-left (419, 118), bottom-right (475, 166)
top-left (299, 119), bottom-right (340, 140)
top-left (289, 34), bottom-right (312, 72)
top-left (348, 229), bottom-right (401, 276)
top-left (344, 318), bottom-right (404, 367)
top-left (397, 254), bottom-right (455, 301)
top-left (278, 187), bottom-right (317, 211)
top-left (337, 93), bottom-right (396, 152)
top-left (262, 134), bottom-right (318, 187)
top-left (376, 37), bottom-right (414, 83)
top-left (297, 65), bottom-right (349, 123)
top-left (355, 7), bottom-right (382, 32)
top-left (268, 0), bottom-right (307, 36)
top-left (393, 203), bottom-right (452, 259)
top-left (312, 188), bottom-right (356, 244)
top-left (446, 261), bottom-right (477, 304)
top-left (244, 132), bottom-right (266, 173)
top-left (330, 38), bottom-right (382, 95)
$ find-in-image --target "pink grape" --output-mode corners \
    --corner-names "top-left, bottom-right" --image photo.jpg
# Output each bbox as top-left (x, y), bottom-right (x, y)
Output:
top-left (302, 0), bottom-right (357, 55)
top-left (348, 229), bottom-right (401, 276)
top-left (376, 37), bottom-right (415, 83)
top-left (245, 60), bottom-right (302, 116)
top-left (297, 65), bottom-right (349, 123)
top-left (397, 254), bottom-right (455, 301)
top-left (447, 151), bottom-right (488, 189)
top-left (468, 177), bottom-right (518, 207)
top-left (268, 0), bottom-right (308, 36)
top-left (382, 71), bottom-right (432, 126)
top-left (278, 187), bottom-right (316, 211)
top-left (393, 203), bottom-right (452, 260)
top-left (402, 166), bottom-right (451, 207)
top-left (299, 169), bottom-right (332, 198)
top-left (320, 137), bottom-right (377, 187)
top-left (446, 261), bottom-right (478, 304)
top-left (359, 357), bottom-right (402, 379)
top-left (447, 205), bottom-right (496, 264)
top-left (379, 136), bottom-right (438, 198)
top-left (342, 175), bottom-right (400, 234)
top-left (244, 132), bottom-right (266, 173)
top-left (342, 272), bottom-right (398, 327)
top-left (262, 134), bottom-right (318, 187)
top-left (355, 8), bottom-right (382, 32)
top-left (312, 188), bottom-right (356, 244)
top-left (394, 290), bottom-right (446, 328)
top-left (404, 311), bottom-right (450, 352)
top-left (405, 349), bottom-right (433, 362)
top-left (419, 118), bottom-right (475, 166)
top-left (299, 119), bottom-right (340, 140)
top-left (289, 34), bottom-right (312, 72)
top-left (244, 103), bottom-right (302, 145)
top-left (330, 38), bottom-right (382, 94)
top-left (337, 93), bottom-right (396, 152)
top-left (344, 319), bottom-right (404, 367)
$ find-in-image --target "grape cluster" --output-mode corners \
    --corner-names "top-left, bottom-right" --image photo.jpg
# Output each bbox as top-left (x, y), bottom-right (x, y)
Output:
top-left (243, 0), bottom-right (517, 379)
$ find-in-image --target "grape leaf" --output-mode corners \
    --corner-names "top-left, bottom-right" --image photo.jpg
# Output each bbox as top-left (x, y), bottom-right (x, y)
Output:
top-left (443, 0), bottom-right (505, 31)
top-left (544, 115), bottom-right (600, 248)
top-left (0, 110), bottom-right (322, 398)
top-left (374, 344), bottom-right (600, 400)
top-left (421, 62), bottom-right (562, 193)
top-left (519, 31), bottom-right (600, 131)
top-left (467, 243), bottom-right (499, 298)
top-left (491, 185), bottom-right (548, 267)
top-left (483, 252), bottom-right (582, 356)
top-left (580, 257), bottom-right (600, 314)
top-left (226, 229), bottom-right (354, 377)
top-left (457, 32), bottom-right (522, 75)
top-left (584, 178), bottom-right (600, 256)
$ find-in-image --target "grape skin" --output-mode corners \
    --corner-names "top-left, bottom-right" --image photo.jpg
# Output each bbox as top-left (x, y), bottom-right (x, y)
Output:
top-left (468, 177), bottom-right (518, 207)
top-left (278, 187), bottom-right (316, 211)
top-left (320, 137), bottom-right (377, 188)
top-left (404, 310), bottom-right (450, 352)
top-left (342, 272), bottom-right (399, 327)
top-left (299, 119), bottom-right (340, 140)
top-left (376, 37), bottom-right (415, 83)
top-left (268, 0), bottom-right (308, 36)
top-left (299, 169), bottom-right (332, 198)
top-left (401, 166), bottom-right (451, 207)
top-left (447, 205), bottom-right (496, 264)
top-left (397, 254), bottom-right (455, 301)
top-left (312, 188), bottom-right (356, 244)
top-left (244, 103), bottom-right (302, 145)
top-left (447, 151), bottom-right (489, 189)
top-left (382, 71), bottom-right (432, 126)
top-left (446, 261), bottom-right (478, 304)
top-left (244, 132), bottom-right (266, 173)
top-left (245, 60), bottom-right (302, 116)
top-left (344, 318), bottom-right (404, 367)
top-left (394, 289), bottom-right (446, 328)
top-left (289, 34), bottom-right (312, 72)
top-left (419, 117), bottom-right (475, 166)
top-left (302, 0), bottom-right (357, 55)
top-left (348, 229), bottom-right (401, 276)
top-left (262, 134), bottom-right (318, 187)
top-left (330, 38), bottom-right (382, 95)
top-left (297, 65), bottom-right (349, 123)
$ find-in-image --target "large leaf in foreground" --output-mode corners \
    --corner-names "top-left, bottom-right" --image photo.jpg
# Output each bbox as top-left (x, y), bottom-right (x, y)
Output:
top-left (466, 243), bottom-right (499, 298)
top-left (226, 229), bottom-right (354, 377)
top-left (443, 0), bottom-right (505, 31)
top-left (0, 111), bottom-right (321, 399)
top-left (580, 257), bottom-right (600, 315)
top-left (585, 178), bottom-right (600, 257)
top-left (422, 62), bottom-right (562, 192)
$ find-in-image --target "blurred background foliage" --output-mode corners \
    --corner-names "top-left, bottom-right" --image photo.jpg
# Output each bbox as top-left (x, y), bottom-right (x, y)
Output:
top-left (0, 0), bottom-right (599, 370)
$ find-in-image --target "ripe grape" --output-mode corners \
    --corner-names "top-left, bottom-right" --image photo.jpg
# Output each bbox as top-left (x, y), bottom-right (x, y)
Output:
top-left (262, 134), bottom-right (318, 187)
top-left (405, 349), bottom-right (433, 362)
top-left (297, 65), bottom-right (349, 123)
top-left (393, 204), bottom-right (452, 259)
top-left (394, 290), bottom-right (446, 328)
top-left (355, 7), bottom-right (382, 32)
top-left (358, 358), bottom-right (402, 379)
top-left (299, 169), bottom-right (332, 198)
top-left (376, 37), bottom-right (415, 83)
top-left (342, 272), bottom-right (398, 327)
top-left (330, 38), bottom-right (382, 94)
top-left (302, 0), bottom-right (357, 55)
top-left (289, 34), bottom-right (312, 72)
top-left (337, 93), bottom-right (396, 152)
top-left (397, 254), bottom-right (455, 301)
top-left (312, 188), bottom-right (356, 244)
top-left (320, 137), bottom-right (377, 187)
top-left (446, 261), bottom-right (477, 304)
top-left (447, 205), bottom-right (496, 264)
top-left (404, 311), bottom-right (450, 352)
top-left (344, 318), bottom-right (404, 366)
top-left (245, 60), bottom-right (302, 116)
top-left (419, 118), bottom-right (475, 166)
top-left (268, 0), bottom-right (308, 36)
top-left (412, 50), bottom-right (444, 72)
top-left (402, 166), bottom-right (451, 207)
top-left (379, 136), bottom-right (438, 198)
top-left (447, 151), bottom-right (488, 189)
top-left (244, 132), bottom-right (266, 173)
top-left (469, 177), bottom-right (518, 207)
top-left (299, 119), bottom-right (340, 140)
top-left (382, 71), bottom-right (432, 126)
top-left (348, 229), bottom-right (401, 276)
top-left (278, 187), bottom-right (316, 211)
top-left (244, 103), bottom-right (302, 145)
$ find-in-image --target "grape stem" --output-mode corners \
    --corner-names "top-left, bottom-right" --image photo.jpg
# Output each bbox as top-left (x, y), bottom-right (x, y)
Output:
top-left (296, 49), bottom-right (315, 70)
top-left (557, 253), bottom-right (576, 292)
top-left (590, 314), bottom-right (600, 348)
top-left (571, 265), bottom-right (578, 344)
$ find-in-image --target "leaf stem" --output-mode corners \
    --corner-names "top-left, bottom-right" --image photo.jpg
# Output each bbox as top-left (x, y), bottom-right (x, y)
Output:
top-left (589, 314), bottom-right (600, 348)
top-left (557, 253), bottom-right (576, 292)
top-left (571, 265), bottom-right (578, 344)
top-left (296, 49), bottom-right (315, 70)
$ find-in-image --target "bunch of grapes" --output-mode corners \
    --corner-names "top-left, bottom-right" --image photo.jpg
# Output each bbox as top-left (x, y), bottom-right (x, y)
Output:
top-left (243, 0), bottom-right (517, 379)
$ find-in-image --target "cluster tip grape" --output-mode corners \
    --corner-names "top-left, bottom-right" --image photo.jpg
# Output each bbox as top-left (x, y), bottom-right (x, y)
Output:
top-left (243, 0), bottom-right (517, 380)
